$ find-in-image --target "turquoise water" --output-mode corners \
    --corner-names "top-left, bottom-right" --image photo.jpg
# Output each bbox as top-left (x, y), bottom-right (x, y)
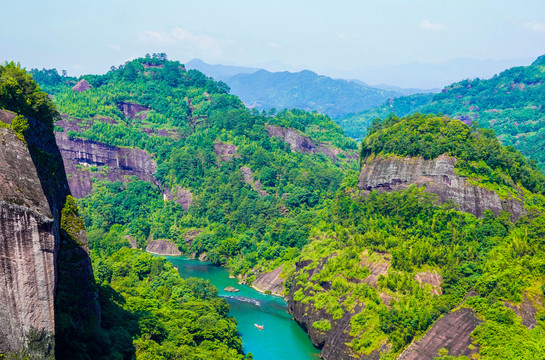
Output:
top-left (166, 257), bottom-right (321, 360)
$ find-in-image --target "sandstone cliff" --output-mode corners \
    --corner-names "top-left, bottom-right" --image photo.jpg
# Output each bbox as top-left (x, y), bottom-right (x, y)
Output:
top-left (287, 259), bottom-right (385, 360)
top-left (358, 154), bottom-right (525, 219)
top-left (55, 131), bottom-right (158, 198)
top-left (0, 110), bottom-right (99, 357)
top-left (0, 126), bottom-right (56, 356)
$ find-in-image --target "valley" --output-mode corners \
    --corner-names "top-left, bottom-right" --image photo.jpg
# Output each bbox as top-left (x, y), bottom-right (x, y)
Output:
top-left (1, 52), bottom-right (545, 360)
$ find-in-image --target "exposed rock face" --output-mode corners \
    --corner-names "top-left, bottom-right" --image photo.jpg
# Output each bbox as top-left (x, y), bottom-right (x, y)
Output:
top-left (0, 127), bottom-right (56, 355)
top-left (183, 229), bottom-right (201, 245)
top-left (116, 101), bottom-right (149, 120)
top-left (358, 154), bottom-right (525, 219)
top-left (287, 258), bottom-right (384, 360)
top-left (504, 293), bottom-right (538, 329)
top-left (266, 125), bottom-right (357, 162)
top-left (55, 132), bottom-right (158, 198)
top-left (214, 142), bottom-right (238, 162)
top-left (266, 125), bottom-right (318, 154)
top-left (124, 235), bottom-right (138, 249)
top-left (163, 186), bottom-right (193, 211)
top-left (240, 166), bottom-right (268, 197)
top-left (252, 266), bottom-right (284, 296)
top-left (415, 271), bottom-right (443, 296)
top-left (399, 308), bottom-right (482, 360)
top-left (72, 79), bottom-right (91, 92)
top-left (146, 239), bottom-right (181, 256)
top-left (0, 109), bottom-right (16, 124)
top-left (0, 110), bottom-right (99, 356)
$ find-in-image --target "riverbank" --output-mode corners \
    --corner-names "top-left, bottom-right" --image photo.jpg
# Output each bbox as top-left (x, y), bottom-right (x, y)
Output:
top-left (165, 256), bottom-right (321, 360)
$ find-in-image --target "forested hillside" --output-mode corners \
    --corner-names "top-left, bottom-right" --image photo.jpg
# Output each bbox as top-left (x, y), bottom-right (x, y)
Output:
top-left (281, 114), bottom-right (545, 359)
top-left (30, 56), bottom-right (545, 360)
top-left (340, 55), bottom-right (545, 171)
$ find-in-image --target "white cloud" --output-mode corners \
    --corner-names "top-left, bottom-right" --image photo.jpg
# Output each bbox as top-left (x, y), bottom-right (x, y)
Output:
top-left (109, 44), bottom-right (121, 51)
top-left (139, 27), bottom-right (223, 56)
top-left (523, 20), bottom-right (545, 33)
top-left (338, 33), bottom-right (347, 40)
top-left (420, 20), bottom-right (447, 32)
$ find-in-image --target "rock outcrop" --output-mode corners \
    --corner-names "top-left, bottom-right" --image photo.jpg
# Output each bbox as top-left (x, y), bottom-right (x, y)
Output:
top-left (116, 101), bottom-right (149, 120)
top-left (266, 125), bottom-right (357, 162)
top-left (146, 239), bottom-right (181, 256)
top-left (358, 154), bottom-right (525, 219)
top-left (0, 110), bottom-right (99, 357)
top-left (214, 141), bottom-right (238, 162)
top-left (504, 293), bottom-right (539, 329)
top-left (72, 79), bottom-right (91, 92)
top-left (240, 166), bottom-right (268, 197)
top-left (163, 186), bottom-right (193, 211)
top-left (287, 258), bottom-right (384, 360)
top-left (252, 266), bottom-right (284, 296)
top-left (399, 308), bottom-right (482, 360)
top-left (55, 132), bottom-right (158, 198)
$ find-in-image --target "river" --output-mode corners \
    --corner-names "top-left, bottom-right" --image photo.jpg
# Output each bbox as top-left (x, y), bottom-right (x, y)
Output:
top-left (166, 256), bottom-right (321, 360)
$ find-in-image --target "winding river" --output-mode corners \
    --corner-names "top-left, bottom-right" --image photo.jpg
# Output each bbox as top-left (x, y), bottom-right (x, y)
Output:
top-left (166, 257), bottom-right (321, 360)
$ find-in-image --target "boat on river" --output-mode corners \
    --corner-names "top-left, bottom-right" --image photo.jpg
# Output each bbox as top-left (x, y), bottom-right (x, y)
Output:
top-left (254, 323), bottom-right (264, 330)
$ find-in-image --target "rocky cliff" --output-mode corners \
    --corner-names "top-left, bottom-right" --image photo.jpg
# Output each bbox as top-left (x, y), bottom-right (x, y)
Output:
top-left (0, 110), bottom-right (99, 357)
top-left (0, 126), bottom-right (56, 356)
top-left (287, 259), bottom-right (385, 360)
top-left (251, 266), bottom-right (284, 296)
top-left (266, 125), bottom-right (357, 162)
top-left (358, 154), bottom-right (525, 219)
top-left (55, 131), bottom-right (158, 198)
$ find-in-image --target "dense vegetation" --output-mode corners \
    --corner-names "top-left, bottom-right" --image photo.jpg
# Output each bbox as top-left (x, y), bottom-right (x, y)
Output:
top-left (34, 55), bottom-right (357, 277)
top-left (361, 113), bottom-right (545, 195)
top-left (340, 55), bottom-right (545, 171)
top-left (29, 55), bottom-right (545, 359)
top-left (337, 93), bottom-right (434, 139)
top-left (1, 62), bottom-right (58, 128)
top-left (90, 248), bottom-right (246, 360)
top-left (0, 62), bottom-right (248, 360)
top-left (278, 114), bottom-right (545, 358)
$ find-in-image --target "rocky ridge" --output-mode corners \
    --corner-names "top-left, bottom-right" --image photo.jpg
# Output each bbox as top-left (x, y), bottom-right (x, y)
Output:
top-left (358, 154), bottom-right (526, 219)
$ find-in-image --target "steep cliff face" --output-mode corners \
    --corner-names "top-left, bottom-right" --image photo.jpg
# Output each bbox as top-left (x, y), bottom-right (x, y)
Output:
top-left (0, 126), bottom-right (56, 356)
top-left (0, 109), bottom-right (99, 357)
top-left (116, 101), bottom-right (149, 120)
top-left (55, 132), bottom-right (158, 198)
top-left (358, 154), bottom-right (525, 219)
top-left (287, 259), bottom-right (386, 360)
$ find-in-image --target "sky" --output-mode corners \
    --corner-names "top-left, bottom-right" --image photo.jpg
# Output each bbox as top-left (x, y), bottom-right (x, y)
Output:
top-left (2, 0), bottom-right (545, 88)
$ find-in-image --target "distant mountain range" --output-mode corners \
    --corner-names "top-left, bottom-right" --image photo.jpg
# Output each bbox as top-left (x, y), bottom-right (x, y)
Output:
top-left (186, 59), bottom-right (435, 119)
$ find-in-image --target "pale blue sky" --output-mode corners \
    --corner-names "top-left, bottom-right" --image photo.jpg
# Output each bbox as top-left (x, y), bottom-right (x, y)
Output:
top-left (2, 1), bottom-right (545, 86)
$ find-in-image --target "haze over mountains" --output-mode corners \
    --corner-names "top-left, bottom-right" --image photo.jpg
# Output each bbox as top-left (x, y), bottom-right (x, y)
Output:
top-left (186, 59), bottom-right (436, 118)
top-left (186, 57), bottom-right (531, 119)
